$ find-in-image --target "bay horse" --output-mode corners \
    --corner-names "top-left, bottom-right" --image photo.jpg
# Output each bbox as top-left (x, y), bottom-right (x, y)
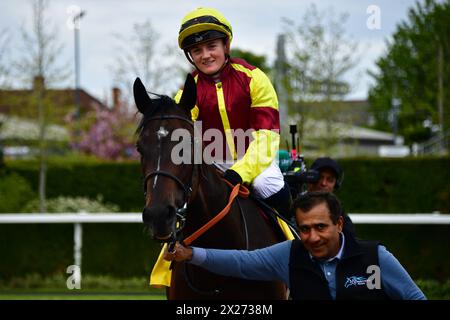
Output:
top-left (134, 74), bottom-right (287, 300)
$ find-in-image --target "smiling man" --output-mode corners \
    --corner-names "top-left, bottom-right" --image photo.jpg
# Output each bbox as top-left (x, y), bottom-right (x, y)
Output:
top-left (164, 192), bottom-right (426, 300)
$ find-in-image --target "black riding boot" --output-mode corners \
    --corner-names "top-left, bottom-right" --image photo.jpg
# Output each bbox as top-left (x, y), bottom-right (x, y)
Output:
top-left (264, 182), bottom-right (293, 220)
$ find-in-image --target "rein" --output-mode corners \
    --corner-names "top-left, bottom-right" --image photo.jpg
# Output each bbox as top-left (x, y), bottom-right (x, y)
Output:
top-left (141, 111), bottom-right (252, 295)
top-left (183, 182), bottom-right (249, 246)
top-left (181, 181), bottom-right (250, 296)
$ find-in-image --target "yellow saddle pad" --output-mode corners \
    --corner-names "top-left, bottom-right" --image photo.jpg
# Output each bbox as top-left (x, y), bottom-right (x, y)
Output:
top-left (149, 217), bottom-right (295, 288)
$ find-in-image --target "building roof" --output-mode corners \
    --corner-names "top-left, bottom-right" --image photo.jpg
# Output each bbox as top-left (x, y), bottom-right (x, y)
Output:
top-left (294, 99), bottom-right (372, 127)
top-left (0, 114), bottom-right (69, 143)
top-left (301, 119), bottom-right (398, 144)
top-left (0, 87), bottom-right (108, 125)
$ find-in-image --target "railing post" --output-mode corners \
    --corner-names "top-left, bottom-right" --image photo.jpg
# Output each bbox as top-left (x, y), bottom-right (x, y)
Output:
top-left (73, 211), bottom-right (85, 285)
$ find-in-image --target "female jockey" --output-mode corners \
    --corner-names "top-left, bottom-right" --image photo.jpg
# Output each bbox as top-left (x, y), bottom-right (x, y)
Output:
top-left (175, 7), bottom-right (291, 215)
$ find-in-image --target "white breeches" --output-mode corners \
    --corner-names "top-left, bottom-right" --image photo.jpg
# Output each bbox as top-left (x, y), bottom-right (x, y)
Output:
top-left (214, 160), bottom-right (285, 199)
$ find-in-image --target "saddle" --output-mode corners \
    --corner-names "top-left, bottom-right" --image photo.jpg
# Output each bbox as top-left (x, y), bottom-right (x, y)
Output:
top-left (217, 167), bottom-right (298, 241)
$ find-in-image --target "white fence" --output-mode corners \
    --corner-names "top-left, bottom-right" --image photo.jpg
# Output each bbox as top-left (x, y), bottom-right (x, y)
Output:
top-left (1, 212), bottom-right (450, 278)
top-left (1, 212), bottom-right (450, 224)
top-left (0, 213), bottom-right (142, 224)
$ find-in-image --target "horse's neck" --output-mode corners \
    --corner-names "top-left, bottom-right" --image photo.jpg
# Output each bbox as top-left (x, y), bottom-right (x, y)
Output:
top-left (197, 164), bottom-right (229, 213)
top-left (186, 164), bottom-right (231, 229)
top-left (183, 164), bottom-right (249, 248)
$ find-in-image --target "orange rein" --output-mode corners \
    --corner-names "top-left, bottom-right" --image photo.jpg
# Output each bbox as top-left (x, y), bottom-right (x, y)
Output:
top-left (183, 180), bottom-right (249, 246)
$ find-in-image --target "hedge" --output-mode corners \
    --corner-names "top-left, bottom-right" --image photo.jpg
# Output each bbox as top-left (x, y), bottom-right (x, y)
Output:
top-left (0, 223), bottom-right (449, 281)
top-left (2, 157), bottom-right (449, 213)
top-left (0, 157), bottom-right (449, 281)
top-left (336, 157), bottom-right (450, 213)
top-left (0, 224), bottom-right (161, 279)
top-left (1, 159), bottom-right (143, 212)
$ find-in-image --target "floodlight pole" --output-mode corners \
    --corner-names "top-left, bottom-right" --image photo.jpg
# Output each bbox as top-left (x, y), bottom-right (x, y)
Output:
top-left (73, 10), bottom-right (86, 134)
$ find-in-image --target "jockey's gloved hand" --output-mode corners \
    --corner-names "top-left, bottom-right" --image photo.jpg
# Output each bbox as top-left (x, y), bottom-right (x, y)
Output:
top-left (223, 169), bottom-right (243, 186)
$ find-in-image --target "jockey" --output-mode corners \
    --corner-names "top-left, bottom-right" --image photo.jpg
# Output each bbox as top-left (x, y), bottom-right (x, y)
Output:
top-left (175, 7), bottom-right (291, 216)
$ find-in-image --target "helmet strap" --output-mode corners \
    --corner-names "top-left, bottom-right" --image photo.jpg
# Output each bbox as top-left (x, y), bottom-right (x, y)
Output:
top-left (184, 50), bottom-right (195, 66)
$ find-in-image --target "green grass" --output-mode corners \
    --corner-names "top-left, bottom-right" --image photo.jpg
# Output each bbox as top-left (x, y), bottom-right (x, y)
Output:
top-left (1, 275), bottom-right (449, 300)
top-left (0, 287), bottom-right (166, 300)
top-left (0, 274), bottom-right (167, 300)
top-left (0, 292), bottom-right (165, 300)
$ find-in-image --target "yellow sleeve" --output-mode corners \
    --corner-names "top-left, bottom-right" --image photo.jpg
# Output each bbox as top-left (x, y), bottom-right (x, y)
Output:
top-left (228, 67), bottom-right (280, 184)
top-left (249, 68), bottom-right (279, 111)
top-left (230, 129), bottom-right (280, 184)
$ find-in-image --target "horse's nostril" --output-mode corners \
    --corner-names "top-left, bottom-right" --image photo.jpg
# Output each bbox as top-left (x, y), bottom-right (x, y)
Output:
top-left (142, 205), bottom-right (176, 238)
top-left (142, 208), bottom-right (153, 223)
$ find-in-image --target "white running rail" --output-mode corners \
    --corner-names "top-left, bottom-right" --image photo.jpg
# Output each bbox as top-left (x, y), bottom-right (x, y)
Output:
top-left (1, 212), bottom-right (449, 280)
top-left (1, 213), bottom-right (450, 224)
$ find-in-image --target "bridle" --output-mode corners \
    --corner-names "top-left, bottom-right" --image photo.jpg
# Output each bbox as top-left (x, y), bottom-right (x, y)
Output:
top-left (141, 111), bottom-right (251, 296)
top-left (142, 114), bottom-right (196, 243)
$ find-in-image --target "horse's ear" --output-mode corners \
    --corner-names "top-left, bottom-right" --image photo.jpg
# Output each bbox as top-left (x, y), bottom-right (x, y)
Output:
top-left (178, 73), bottom-right (196, 112)
top-left (133, 77), bottom-right (152, 114)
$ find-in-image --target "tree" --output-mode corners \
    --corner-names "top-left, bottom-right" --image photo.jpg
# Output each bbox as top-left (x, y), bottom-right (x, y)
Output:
top-left (111, 19), bottom-right (188, 105)
top-left (13, 0), bottom-right (69, 212)
top-left (14, 1), bottom-right (68, 87)
top-left (0, 28), bottom-right (11, 165)
top-left (368, 0), bottom-right (450, 145)
top-left (282, 4), bottom-right (360, 152)
top-left (0, 28), bottom-right (12, 88)
top-left (231, 48), bottom-right (270, 74)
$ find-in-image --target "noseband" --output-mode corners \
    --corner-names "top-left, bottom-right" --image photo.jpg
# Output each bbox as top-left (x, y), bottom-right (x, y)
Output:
top-left (142, 114), bottom-right (196, 241)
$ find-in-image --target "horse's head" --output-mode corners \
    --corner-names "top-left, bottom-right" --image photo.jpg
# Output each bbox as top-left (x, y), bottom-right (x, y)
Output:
top-left (134, 74), bottom-right (197, 241)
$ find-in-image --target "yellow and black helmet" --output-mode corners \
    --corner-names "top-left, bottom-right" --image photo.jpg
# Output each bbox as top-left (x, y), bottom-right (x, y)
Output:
top-left (178, 7), bottom-right (233, 50)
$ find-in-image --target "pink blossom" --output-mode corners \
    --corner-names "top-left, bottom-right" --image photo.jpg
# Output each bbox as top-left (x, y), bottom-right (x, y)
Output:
top-left (67, 103), bottom-right (140, 160)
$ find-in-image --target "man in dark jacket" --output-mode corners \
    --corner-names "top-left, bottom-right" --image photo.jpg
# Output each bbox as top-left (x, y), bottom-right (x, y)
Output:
top-left (308, 157), bottom-right (343, 193)
top-left (164, 192), bottom-right (426, 300)
top-left (306, 157), bottom-right (356, 237)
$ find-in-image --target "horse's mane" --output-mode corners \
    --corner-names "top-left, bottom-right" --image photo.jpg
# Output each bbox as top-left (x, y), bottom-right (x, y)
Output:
top-left (136, 94), bottom-right (178, 135)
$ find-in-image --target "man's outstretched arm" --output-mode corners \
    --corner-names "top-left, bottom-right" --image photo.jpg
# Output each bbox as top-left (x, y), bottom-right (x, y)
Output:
top-left (164, 241), bottom-right (291, 284)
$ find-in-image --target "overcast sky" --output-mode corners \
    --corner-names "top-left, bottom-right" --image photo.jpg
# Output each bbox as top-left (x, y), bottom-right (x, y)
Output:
top-left (1, 0), bottom-right (421, 102)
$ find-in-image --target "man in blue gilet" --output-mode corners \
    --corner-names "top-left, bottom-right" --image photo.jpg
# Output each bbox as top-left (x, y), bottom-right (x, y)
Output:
top-left (164, 192), bottom-right (425, 300)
